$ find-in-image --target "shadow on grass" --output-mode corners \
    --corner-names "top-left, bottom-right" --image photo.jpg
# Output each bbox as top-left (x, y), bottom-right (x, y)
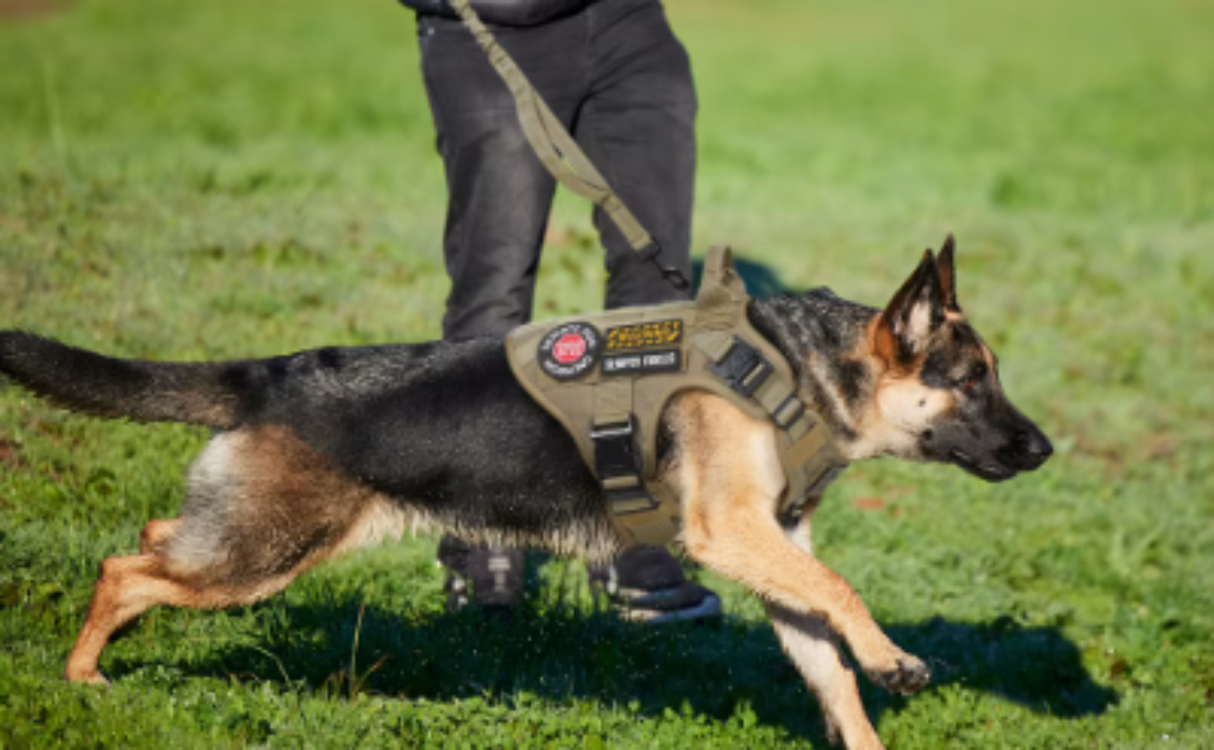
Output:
top-left (110, 595), bottom-right (1117, 744)
top-left (882, 616), bottom-right (1119, 719)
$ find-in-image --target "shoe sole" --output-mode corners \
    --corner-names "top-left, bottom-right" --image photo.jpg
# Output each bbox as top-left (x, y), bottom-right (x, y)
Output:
top-left (617, 593), bottom-right (723, 625)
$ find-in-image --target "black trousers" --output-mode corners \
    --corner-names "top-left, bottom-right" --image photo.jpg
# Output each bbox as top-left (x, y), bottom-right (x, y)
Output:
top-left (418, 1), bottom-right (697, 593)
top-left (417, 0), bottom-right (697, 339)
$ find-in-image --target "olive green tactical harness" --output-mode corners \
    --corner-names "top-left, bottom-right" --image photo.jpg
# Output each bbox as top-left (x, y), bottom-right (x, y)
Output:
top-left (506, 247), bottom-right (848, 546)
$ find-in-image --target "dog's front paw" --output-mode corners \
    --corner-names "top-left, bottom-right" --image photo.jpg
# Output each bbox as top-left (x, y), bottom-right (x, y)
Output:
top-left (867, 653), bottom-right (930, 695)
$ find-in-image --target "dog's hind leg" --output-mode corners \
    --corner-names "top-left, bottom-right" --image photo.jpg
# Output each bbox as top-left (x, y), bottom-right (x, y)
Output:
top-left (63, 544), bottom-right (325, 684)
top-left (64, 426), bottom-right (406, 684)
top-left (64, 552), bottom-right (247, 684)
top-left (65, 554), bottom-right (168, 683)
top-left (763, 519), bottom-right (882, 749)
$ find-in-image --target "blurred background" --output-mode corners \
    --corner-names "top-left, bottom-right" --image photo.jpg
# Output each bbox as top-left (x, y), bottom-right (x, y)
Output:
top-left (2, 0), bottom-right (1212, 746)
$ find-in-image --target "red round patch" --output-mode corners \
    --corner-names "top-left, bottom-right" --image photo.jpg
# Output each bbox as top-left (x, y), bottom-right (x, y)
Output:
top-left (552, 333), bottom-right (587, 364)
top-left (537, 321), bottom-right (600, 380)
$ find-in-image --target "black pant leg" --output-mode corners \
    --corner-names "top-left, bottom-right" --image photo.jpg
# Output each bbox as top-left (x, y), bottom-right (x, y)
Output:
top-left (577, 0), bottom-right (697, 309)
top-left (418, 12), bottom-right (593, 598)
top-left (418, 14), bottom-right (592, 339)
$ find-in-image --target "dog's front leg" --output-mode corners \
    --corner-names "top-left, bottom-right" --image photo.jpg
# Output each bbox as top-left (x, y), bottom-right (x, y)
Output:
top-left (767, 602), bottom-right (882, 749)
top-left (764, 517), bottom-right (882, 749)
top-left (669, 394), bottom-right (929, 706)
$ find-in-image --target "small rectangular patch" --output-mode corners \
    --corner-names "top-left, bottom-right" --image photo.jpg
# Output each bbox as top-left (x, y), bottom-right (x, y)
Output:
top-left (604, 319), bottom-right (683, 352)
top-left (601, 349), bottom-right (682, 376)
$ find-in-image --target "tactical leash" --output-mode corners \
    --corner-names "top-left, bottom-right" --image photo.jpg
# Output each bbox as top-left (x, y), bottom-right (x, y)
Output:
top-left (447, 0), bottom-right (690, 292)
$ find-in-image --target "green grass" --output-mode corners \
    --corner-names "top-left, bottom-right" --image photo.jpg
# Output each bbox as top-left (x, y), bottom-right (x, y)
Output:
top-left (2, 0), bottom-right (1213, 746)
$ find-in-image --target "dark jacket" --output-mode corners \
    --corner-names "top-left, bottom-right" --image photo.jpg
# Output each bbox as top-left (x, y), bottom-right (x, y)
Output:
top-left (399, 0), bottom-right (591, 26)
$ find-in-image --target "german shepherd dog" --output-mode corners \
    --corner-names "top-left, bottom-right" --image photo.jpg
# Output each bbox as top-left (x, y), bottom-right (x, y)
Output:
top-left (0, 237), bottom-right (1050, 749)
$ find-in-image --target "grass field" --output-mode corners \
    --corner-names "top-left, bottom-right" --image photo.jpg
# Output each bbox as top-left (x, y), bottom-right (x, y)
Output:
top-left (2, 0), bottom-right (1214, 746)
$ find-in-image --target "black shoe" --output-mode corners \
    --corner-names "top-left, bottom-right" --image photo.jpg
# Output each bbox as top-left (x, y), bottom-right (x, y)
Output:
top-left (592, 545), bottom-right (723, 624)
top-left (438, 536), bottom-right (524, 611)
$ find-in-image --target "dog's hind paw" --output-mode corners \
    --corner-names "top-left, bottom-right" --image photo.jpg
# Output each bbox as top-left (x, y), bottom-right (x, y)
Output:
top-left (64, 667), bottom-right (110, 686)
top-left (867, 653), bottom-right (930, 695)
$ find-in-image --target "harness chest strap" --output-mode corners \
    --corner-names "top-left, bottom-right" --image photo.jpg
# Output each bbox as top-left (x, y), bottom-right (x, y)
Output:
top-left (505, 246), bottom-right (848, 546)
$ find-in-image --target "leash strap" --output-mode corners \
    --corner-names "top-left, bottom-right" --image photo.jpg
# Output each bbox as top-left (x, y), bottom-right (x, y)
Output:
top-left (447, 0), bottom-right (690, 291)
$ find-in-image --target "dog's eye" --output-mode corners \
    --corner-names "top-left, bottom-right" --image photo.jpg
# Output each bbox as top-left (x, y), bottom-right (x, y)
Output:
top-left (958, 362), bottom-right (988, 390)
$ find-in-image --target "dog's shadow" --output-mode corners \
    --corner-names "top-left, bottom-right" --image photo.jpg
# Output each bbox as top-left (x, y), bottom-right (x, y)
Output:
top-left (113, 592), bottom-right (1117, 744)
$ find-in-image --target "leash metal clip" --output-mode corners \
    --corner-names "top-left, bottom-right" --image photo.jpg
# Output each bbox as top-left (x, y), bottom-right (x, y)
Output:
top-left (639, 240), bottom-right (691, 292)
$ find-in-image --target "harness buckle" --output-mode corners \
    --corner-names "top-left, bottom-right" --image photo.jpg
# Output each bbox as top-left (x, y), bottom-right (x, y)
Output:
top-left (591, 417), bottom-right (658, 515)
top-left (710, 338), bottom-right (773, 397)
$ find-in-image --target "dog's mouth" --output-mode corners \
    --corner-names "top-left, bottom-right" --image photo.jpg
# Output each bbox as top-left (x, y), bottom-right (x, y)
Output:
top-left (949, 448), bottom-right (1017, 482)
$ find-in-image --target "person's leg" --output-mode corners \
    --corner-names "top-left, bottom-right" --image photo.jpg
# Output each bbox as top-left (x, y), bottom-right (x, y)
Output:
top-left (575, 1), bottom-right (717, 621)
top-left (417, 11), bottom-right (591, 605)
top-left (577, 0), bottom-right (697, 309)
top-left (438, 535), bottom-right (525, 612)
top-left (418, 13), bottom-right (589, 339)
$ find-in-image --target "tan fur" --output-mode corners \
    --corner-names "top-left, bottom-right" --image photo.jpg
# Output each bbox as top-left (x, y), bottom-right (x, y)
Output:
top-left (138, 519), bottom-right (181, 555)
top-left (832, 317), bottom-right (957, 462)
top-left (664, 391), bottom-right (927, 750)
top-left (806, 351), bottom-right (863, 446)
top-left (866, 376), bottom-right (954, 459)
top-left (766, 603), bottom-right (881, 749)
top-left (765, 516), bottom-right (882, 749)
top-left (432, 515), bottom-right (621, 565)
top-left (67, 426), bottom-right (402, 683)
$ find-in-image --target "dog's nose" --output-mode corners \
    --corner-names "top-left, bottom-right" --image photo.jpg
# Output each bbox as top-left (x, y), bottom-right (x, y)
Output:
top-left (1019, 429), bottom-right (1053, 469)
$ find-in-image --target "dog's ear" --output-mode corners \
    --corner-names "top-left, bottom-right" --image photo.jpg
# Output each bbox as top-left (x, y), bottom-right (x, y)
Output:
top-left (936, 234), bottom-right (960, 312)
top-left (876, 249), bottom-right (946, 364)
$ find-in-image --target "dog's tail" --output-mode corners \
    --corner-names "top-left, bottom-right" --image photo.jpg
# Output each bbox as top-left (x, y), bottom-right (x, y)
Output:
top-left (0, 330), bottom-right (260, 429)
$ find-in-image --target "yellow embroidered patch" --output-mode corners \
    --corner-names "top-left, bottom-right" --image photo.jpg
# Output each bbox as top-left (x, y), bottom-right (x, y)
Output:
top-left (604, 320), bottom-right (683, 352)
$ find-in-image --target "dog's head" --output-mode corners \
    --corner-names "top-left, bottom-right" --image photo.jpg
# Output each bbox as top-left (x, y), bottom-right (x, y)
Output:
top-left (865, 236), bottom-right (1053, 481)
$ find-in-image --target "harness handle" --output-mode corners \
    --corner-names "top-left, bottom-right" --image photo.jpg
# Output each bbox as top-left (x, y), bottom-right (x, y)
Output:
top-left (695, 245), bottom-right (749, 329)
top-left (448, 0), bottom-right (690, 292)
